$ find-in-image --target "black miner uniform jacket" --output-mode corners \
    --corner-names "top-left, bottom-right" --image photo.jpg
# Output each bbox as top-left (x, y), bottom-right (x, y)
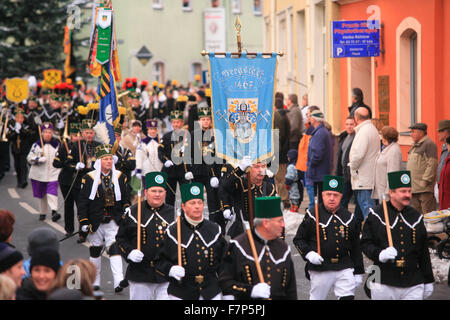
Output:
top-left (116, 201), bottom-right (175, 283)
top-left (293, 204), bottom-right (364, 277)
top-left (114, 144), bottom-right (136, 182)
top-left (78, 170), bottom-right (130, 232)
top-left (158, 129), bottom-right (190, 178)
top-left (53, 140), bottom-right (75, 187)
top-left (360, 202), bottom-right (434, 287)
top-left (219, 229), bottom-right (297, 300)
top-left (69, 140), bottom-right (101, 189)
top-left (155, 216), bottom-right (227, 300)
top-left (221, 166), bottom-right (276, 238)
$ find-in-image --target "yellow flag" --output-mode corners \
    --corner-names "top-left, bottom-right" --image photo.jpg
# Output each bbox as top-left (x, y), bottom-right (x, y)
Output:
top-left (5, 78), bottom-right (29, 103)
top-left (42, 69), bottom-right (63, 89)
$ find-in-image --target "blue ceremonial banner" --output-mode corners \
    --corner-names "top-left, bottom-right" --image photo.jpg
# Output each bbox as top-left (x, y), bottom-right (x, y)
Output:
top-left (97, 62), bottom-right (119, 144)
top-left (209, 52), bottom-right (278, 166)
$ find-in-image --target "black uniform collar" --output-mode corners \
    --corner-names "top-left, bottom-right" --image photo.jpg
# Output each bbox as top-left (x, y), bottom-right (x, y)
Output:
top-left (230, 230), bottom-right (291, 265)
top-left (306, 203), bottom-right (354, 227)
top-left (167, 216), bottom-right (222, 248)
top-left (368, 201), bottom-right (423, 230)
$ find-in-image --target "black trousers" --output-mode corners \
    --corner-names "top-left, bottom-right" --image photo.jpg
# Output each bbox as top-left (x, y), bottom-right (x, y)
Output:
top-left (313, 181), bottom-right (324, 205)
top-left (0, 142), bottom-right (10, 175)
top-left (165, 175), bottom-right (188, 206)
top-left (60, 183), bottom-right (78, 233)
top-left (12, 152), bottom-right (28, 186)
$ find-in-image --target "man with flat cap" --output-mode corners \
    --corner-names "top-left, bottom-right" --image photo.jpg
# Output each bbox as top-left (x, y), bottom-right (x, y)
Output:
top-left (155, 182), bottom-right (227, 300)
top-left (406, 123), bottom-right (438, 214)
top-left (361, 170), bottom-right (435, 300)
top-left (293, 175), bottom-right (364, 300)
top-left (219, 196), bottom-right (297, 300)
top-left (116, 171), bottom-right (175, 300)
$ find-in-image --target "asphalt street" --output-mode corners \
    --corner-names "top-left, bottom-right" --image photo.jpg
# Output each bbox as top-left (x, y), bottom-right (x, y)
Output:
top-left (1, 164), bottom-right (449, 300)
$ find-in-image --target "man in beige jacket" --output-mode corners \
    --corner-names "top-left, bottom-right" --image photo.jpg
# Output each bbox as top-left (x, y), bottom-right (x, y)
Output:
top-left (406, 123), bottom-right (438, 214)
top-left (349, 107), bottom-right (380, 223)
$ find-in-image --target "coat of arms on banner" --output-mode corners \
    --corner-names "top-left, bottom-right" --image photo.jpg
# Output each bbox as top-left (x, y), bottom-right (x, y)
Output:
top-left (228, 98), bottom-right (257, 143)
top-left (42, 69), bottom-right (62, 89)
top-left (5, 78), bottom-right (29, 103)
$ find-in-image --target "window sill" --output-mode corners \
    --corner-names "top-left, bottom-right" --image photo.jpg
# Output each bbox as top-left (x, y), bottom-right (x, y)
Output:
top-left (152, 5), bottom-right (163, 10)
top-left (182, 7), bottom-right (193, 12)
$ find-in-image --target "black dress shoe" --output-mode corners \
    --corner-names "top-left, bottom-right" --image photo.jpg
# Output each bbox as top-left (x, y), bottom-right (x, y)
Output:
top-left (119, 279), bottom-right (129, 288)
top-left (114, 286), bottom-right (123, 293)
top-left (39, 214), bottom-right (46, 221)
top-left (77, 235), bottom-right (86, 244)
top-left (51, 210), bottom-right (61, 222)
top-left (20, 182), bottom-right (28, 189)
top-left (93, 286), bottom-right (101, 291)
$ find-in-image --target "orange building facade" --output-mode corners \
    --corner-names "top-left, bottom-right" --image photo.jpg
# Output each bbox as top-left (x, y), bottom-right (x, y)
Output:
top-left (337, 0), bottom-right (450, 159)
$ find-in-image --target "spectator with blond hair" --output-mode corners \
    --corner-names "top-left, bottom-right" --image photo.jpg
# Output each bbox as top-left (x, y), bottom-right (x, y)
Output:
top-left (51, 259), bottom-right (97, 298)
top-left (372, 126), bottom-right (403, 203)
top-left (0, 274), bottom-right (16, 300)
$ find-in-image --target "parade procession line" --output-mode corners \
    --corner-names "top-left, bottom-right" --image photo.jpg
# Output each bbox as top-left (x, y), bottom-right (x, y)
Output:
top-left (12, 190), bottom-right (109, 259)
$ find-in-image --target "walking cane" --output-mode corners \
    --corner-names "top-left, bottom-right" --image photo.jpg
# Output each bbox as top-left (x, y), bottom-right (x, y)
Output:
top-left (38, 125), bottom-right (45, 157)
top-left (381, 194), bottom-right (393, 247)
top-left (314, 184), bottom-right (321, 255)
top-left (244, 221), bottom-right (265, 283)
top-left (176, 208), bottom-right (182, 267)
top-left (77, 132), bottom-right (83, 163)
top-left (137, 189), bottom-right (142, 251)
top-left (247, 167), bottom-right (254, 230)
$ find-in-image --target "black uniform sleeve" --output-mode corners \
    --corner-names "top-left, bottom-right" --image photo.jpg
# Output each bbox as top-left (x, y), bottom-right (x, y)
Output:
top-left (78, 174), bottom-right (93, 226)
top-left (115, 209), bottom-right (136, 261)
top-left (292, 213), bottom-right (315, 260)
top-left (116, 149), bottom-right (136, 173)
top-left (119, 174), bottom-right (130, 212)
top-left (417, 222), bottom-right (435, 284)
top-left (154, 227), bottom-right (177, 277)
top-left (218, 242), bottom-right (253, 299)
top-left (158, 132), bottom-right (171, 163)
top-left (360, 212), bottom-right (383, 263)
top-left (349, 220), bottom-right (365, 274)
top-left (221, 167), bottom-right (245, 210)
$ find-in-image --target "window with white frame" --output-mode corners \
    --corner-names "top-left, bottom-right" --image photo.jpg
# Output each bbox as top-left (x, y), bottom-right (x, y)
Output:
top-left (253, 0), bottom-right (262, 15)
top-left (231, 0), bottom-right (241, 14)
top-left (153, 62), bottom-right (165, 84)
top-left (182, 0), bottom-right (192, 11)
top-left (191, 63), bottom-right (202, 82)
top-left (152, 0), bottom-right (163, 10)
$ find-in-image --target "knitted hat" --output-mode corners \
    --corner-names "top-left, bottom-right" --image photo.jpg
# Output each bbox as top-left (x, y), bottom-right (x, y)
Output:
top-left (27, 227), bottom-right (59, 257)
top-left (30, 248), bottom-right (60, 273)
top-left (0, 243), bottom-right (23, 273)
top-left (255, 196), bottom-right (283, 219)
top-left (145, 172), bottom-right (167, 190)
top-left (310, 110), bottom-right (324, 120)
top-left (181, 182), bottom-right (204, 203)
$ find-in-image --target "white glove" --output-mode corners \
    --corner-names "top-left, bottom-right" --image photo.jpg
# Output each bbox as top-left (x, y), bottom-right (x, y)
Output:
top-left (164, 160), bottom-right (174, 168)
top-left (127, 250), bottom-right (144, 263)
top-left (210, 177), bottom-right (219, 188)
top-left (113, 155), bottom-right (118, 164)
top-left (169, 265), bottom-right (185, 281)
top-left (136, 172), bottom-right (142, 180)
top-left (38, 156), bottom-right (47, 163)
top-left (223, 209), bottom-right (232, 220)
top-left (81, 225), bottom-right (90, 233)
top-left (306, 251), bottom-right (324, 265)
top-left (250, 282), bottom-right (271, 299)
top-left (423, 283), bottom-right (434, 299)
top-left (75, 162), bottom-right (85, 171)
top-left (238, 156), bottom-right (252, 172)
top-left (379, 247), bottom-right (398, 263)
top-left (185, 172), bottom-right (194, 181)
top-left (354, 274), bottom-right (364, 287)
top-left (14, 122), bottom-right (22, 133)
top-left (266, 169), bottom-right (274, 178)
top-left (57, 119), bottom-right (65, 129)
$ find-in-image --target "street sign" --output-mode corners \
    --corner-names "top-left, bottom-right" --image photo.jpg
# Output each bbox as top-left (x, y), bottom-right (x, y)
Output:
top-left (332, 20), bottom-right (380, 58)
top-left (136, 46), bottom-right (153, 66)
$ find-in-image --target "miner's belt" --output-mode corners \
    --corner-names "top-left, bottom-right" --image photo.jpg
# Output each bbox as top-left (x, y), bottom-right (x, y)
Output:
top-left (394, 259), bottom-right (418, 268)
top-left (185, 272), bottom-right (216, 286)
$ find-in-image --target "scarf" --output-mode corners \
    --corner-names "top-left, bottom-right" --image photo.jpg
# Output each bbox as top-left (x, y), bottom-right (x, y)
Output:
top-left (89, 159), bottom-right (121, 201)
